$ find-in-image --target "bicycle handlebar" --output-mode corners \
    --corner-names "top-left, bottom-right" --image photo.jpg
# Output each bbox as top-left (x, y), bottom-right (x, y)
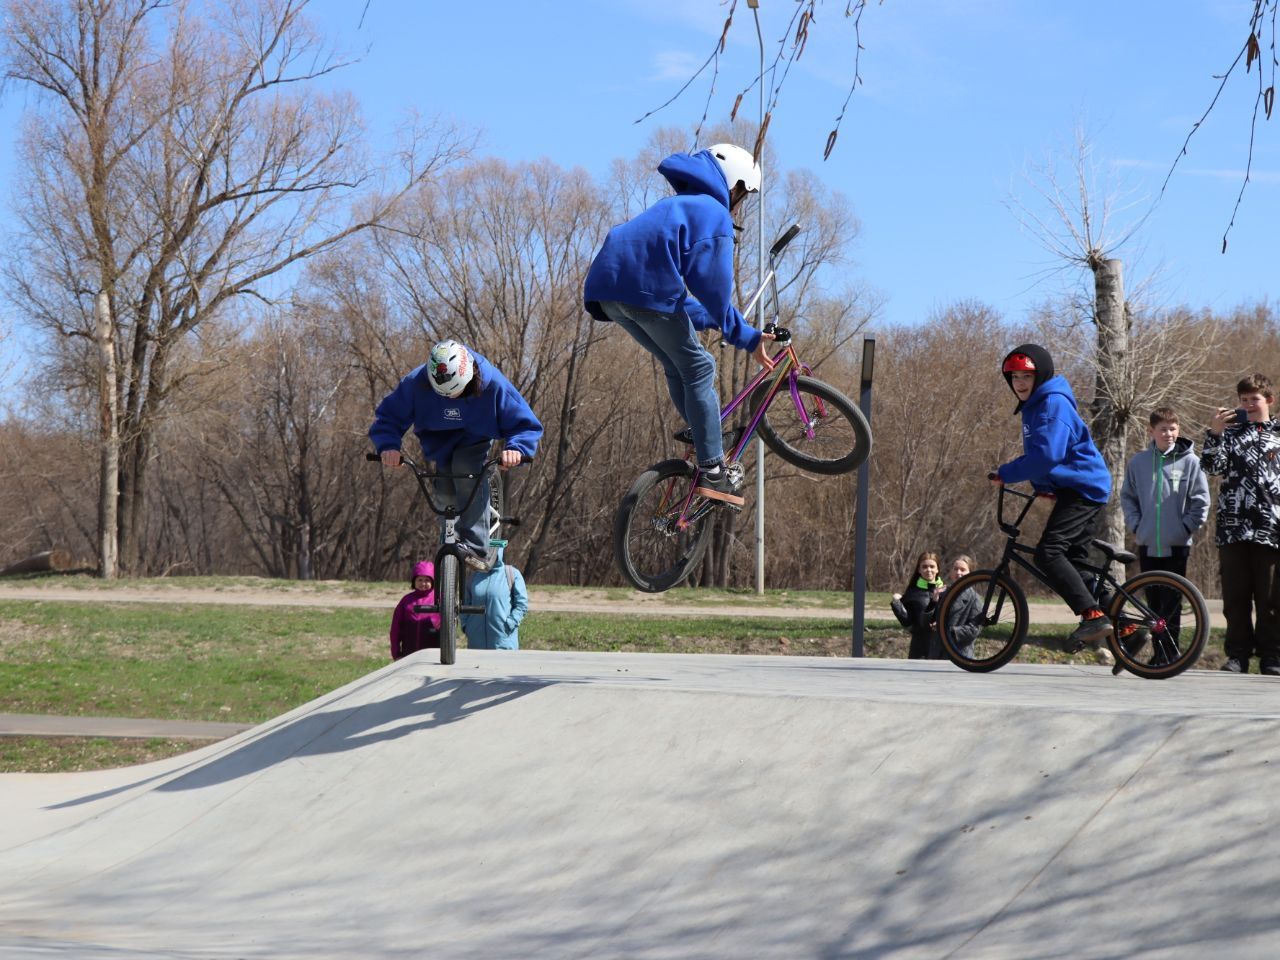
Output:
top-left (769, 223), bottom-right (801, 258)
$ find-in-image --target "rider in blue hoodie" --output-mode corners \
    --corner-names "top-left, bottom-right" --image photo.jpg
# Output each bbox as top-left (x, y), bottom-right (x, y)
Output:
top-left (995, 343), bottom-right (1114, 650)
top-left (583, 144), bottom-right (774, 506)
top-left (371, 340), bottom-right (542, 570)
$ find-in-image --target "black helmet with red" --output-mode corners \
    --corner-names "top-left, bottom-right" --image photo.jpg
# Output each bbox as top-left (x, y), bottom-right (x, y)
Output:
top-left (1001, 343), bottom-right (1054, 410)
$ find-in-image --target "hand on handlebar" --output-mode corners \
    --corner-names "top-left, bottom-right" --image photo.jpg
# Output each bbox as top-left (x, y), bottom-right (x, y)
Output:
top-left (499, 449), bottom-right (523, 470)
top-left (381, 449), bottom-right (403, 469)
top-left (988, 471), bottom-right (1003, 486)
top-left (752, 331), bottom-right (777, 369)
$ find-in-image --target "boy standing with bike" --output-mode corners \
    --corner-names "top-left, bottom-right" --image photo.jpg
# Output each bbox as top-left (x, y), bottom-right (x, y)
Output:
top-left (994, 344), bottom-right (1113, 651)
top-left (583, 143), bottom-right (774, 507)
top-left (370, 339), bottom-right (542, 571)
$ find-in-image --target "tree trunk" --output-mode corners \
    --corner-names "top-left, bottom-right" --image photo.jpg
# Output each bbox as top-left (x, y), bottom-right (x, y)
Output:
top-left (96, 291), bottom-right (120, 580)
top-left (0, 549), bottom-right (78, 577)
top-left (1090, 257), bottom-right (1128, 561)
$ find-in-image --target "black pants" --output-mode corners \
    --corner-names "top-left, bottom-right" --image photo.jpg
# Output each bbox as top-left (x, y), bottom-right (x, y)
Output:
top-left (1218, 541), bottom-right (1280, 662)
top-left (1035, 489), bottom-right (1104, 615)
top-left (1138, 546), bottom-right (1188, 642)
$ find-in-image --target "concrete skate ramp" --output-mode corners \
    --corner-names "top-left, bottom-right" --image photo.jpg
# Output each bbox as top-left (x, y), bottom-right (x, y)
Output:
top-left (3, 651), bottom-right (1280, 959)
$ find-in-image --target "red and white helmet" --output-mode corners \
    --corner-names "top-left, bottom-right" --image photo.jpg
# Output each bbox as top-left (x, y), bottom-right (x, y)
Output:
top-left (428, 340), bottom-right (474, 398)
top-left (1001, 353), bottom-right (1037, 374)
top-left (708, 143), bottom-right (762, 194)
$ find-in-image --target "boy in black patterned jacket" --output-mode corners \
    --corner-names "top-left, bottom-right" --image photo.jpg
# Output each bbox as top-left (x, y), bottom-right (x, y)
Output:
top-left (1201, 373), bottom-right (1280, 675)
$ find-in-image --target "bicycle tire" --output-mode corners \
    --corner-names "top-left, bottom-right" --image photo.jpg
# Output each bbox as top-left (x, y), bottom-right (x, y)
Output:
top-left (748, 375), bottom-right (871, 475)
top-left (937, 569), bottom-right (1029, 672)
top-left (614, 458), bottom-right (715, 593)
top-left (438, 552), bottom-right (460, 665)
top-left (486, 464), bottom-right (504, 562)
top-left (1106, 570), bottom-right (1209, 679)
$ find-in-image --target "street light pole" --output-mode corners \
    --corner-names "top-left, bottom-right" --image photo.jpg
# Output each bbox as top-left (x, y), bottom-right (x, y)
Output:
top-left (749, 0), bottom-right (766, 596)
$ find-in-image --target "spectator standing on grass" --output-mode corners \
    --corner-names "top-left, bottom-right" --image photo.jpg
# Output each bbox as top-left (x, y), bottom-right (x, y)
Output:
top-left (1120, 407), bottom-right (1210, 663)
top-left (389, 561), bottom-right (441, 660)
top-left (1201, 374), bottom-right (1280, 675)
top-left (462, 542), bottom-right (528, 650)
top-left (930, 554), bottom-right (983, 660)
top-left (891, 551), bottom-right (944, 660)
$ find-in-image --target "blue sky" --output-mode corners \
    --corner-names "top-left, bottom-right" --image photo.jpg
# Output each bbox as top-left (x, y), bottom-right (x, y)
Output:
top-left (1, 0), bottom-right (1276, 390)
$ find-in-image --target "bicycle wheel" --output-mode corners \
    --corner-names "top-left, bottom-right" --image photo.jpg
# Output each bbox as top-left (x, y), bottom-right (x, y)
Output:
top-left (437, 552), bottom-right (460, 665)
top-left (1107, 570), bottom-right (1209, 679)
top-left (749, 375), bottom-right (871, 475)
top-left (485, 465), bottom-right (504, 561)
top-left (614, 458), bottom-right (715, 593)
top-left (936, 570), bottom-right (1029, 672)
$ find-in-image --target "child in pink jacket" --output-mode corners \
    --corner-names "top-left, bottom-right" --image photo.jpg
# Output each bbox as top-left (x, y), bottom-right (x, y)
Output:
top-left (389, 560), bottom-right (442, 660)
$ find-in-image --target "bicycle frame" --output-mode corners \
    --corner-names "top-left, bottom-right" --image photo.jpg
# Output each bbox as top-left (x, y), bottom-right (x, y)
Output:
top-left (984, 484), bottom-right (1164, 635)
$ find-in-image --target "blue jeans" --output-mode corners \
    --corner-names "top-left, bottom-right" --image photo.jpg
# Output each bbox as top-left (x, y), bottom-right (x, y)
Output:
top-left (432, 440), bottom-right (491, 554)
top-left (600, 300), bottom-right (723, 467)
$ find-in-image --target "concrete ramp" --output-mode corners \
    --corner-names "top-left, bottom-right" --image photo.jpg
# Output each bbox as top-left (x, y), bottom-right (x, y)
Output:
top-left (2, 651), bottom-right (1280, 959)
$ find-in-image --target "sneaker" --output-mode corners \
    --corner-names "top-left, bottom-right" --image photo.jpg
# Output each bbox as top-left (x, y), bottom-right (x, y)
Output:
top-left (1116, 623), bottom-right (1150, 658)
top-left (1261, 658), bottom-right (1280, 677)
top-left (1220, 657), bottom-right (1248, 674)
top-left (1065, 611), bottom-right (1113, 651)
top-left (694, 467), bottom-right (745, 507)
top-left (458, 544), bottom-right (492, 572)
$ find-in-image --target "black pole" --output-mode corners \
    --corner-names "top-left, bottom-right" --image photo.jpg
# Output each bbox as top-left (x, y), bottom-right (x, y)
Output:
top-left (851, 335), bottom-right (875, 657)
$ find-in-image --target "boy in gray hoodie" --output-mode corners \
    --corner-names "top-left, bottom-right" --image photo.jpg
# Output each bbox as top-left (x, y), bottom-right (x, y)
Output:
top-left (1120, 407), bottom-right (1210, 659)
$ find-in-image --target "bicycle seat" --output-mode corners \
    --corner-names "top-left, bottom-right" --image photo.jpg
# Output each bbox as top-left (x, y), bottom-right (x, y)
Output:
top-left (1091, 539), bottom-right (1136, 565)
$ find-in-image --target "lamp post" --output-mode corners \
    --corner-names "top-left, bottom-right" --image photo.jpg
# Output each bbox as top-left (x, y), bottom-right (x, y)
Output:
top-left (851, 334), bottom-right (875, 656)
top-left (748, 0), bottom-right (766, 595)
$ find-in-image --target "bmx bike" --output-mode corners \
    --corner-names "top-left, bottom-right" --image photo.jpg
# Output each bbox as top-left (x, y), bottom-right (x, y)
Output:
top-left (936, 481), bottom-right (1210, 679)
top-left (366, 450), bottom-right (518, 664)
top-left (613, 223), bottom-right (873, 593)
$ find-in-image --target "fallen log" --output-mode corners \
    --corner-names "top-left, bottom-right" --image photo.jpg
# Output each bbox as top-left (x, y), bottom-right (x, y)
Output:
top-left (0, 549), bottom-right (77, 577)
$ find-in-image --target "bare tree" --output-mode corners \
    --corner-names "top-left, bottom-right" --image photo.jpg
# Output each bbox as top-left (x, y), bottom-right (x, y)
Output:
top-left (2, 0), bottom-right (467, 575)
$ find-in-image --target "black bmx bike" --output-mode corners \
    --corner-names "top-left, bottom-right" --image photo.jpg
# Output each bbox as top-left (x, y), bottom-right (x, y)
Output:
top-left (936, 481), bottom-right (1210, 679)
top-left (612, 223), bottom-right (873, 593)
top-left (366, 450), bottom-right (517, 664)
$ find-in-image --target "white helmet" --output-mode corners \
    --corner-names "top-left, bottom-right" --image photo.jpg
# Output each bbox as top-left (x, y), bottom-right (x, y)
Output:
top-left (708, 143), bottom-right (762, 194)
top-left (427, 339), bottom-right (474, 398)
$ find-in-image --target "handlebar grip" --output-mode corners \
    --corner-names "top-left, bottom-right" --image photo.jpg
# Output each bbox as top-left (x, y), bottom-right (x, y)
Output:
top-left (366, 452), bottom-right (382, 462)
top-left (987, 472), bottom-right (1001, 482)
top-left (769, 223), bottom-right (801, 257)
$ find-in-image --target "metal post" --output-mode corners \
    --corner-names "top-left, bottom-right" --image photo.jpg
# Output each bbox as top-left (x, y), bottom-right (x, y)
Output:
top-left (749, 0), bottom-right (766, 595)
top-left (851, 335), bottom-right (875, 657)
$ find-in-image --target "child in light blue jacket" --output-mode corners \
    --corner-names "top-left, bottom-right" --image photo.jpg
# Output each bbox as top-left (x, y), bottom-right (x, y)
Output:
top-left (462, 543), bottom-right (528, 650)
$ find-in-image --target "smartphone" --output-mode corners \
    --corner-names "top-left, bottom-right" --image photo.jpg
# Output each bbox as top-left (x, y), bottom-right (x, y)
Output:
top-left (1235, 407), bottom-right (1249, 426)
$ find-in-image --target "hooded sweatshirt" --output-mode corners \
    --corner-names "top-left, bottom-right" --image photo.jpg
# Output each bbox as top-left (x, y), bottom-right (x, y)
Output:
top-left (369, 348), bottom-right (542, 466)
top-left (461, 545), bottom-right (528, 651)
top-left (1120, 437), bottom-right (1210, 556)
top-left (996, 343), bottom-right (1111, 503)
top-left (582, 149), bottom-right (762, 352)
top-left (389, 560), bottom-right (441, 660)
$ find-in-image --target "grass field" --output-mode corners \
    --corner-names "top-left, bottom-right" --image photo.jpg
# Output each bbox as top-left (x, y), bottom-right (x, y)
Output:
top-left (0, 588), bottom-right (1227, 772)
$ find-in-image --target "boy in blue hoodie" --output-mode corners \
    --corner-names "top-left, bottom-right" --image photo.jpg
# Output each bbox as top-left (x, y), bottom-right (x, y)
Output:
top-left (994, 344), bottom-right (1114, 649)
top-left (370, 339), bottom-right (542, 570)
top-left (583, 143), bottom-right (774, 506)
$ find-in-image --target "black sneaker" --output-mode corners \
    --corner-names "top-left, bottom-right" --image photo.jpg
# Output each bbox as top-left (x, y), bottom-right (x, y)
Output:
top-left (1117, 624), bottom-right (1150, 658)
top-left (1261, 658), bottom-right (1280, 677)
top-left (694, 468), bottom-right (745, 507)
top-left (1065, 613), bottom-right (1113, 651)
top-left (1220, 657), bottom-right (1248, 673)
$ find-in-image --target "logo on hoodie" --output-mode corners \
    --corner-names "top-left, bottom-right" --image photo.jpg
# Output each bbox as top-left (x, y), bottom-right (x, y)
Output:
top-left (443, 407), bottom-right (462, 421)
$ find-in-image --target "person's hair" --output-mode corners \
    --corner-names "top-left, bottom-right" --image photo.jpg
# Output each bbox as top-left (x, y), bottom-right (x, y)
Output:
top-left (915, 551), bottom-right (940, 574)
top-left (950, 554), bottom-right (975, 571)
top-left (1238, 373), bottom-right (1275, 403)
top-left (1149, 406), bottom-right (1178, 427)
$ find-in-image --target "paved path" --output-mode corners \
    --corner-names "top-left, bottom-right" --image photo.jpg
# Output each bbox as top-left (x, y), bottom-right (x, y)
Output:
top-left (0, 583), bottom-right (1227, 626)
top-left (0, 713), bottom-right (251, 741)
top-left (2, 650), bottom-right (1277, 959)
